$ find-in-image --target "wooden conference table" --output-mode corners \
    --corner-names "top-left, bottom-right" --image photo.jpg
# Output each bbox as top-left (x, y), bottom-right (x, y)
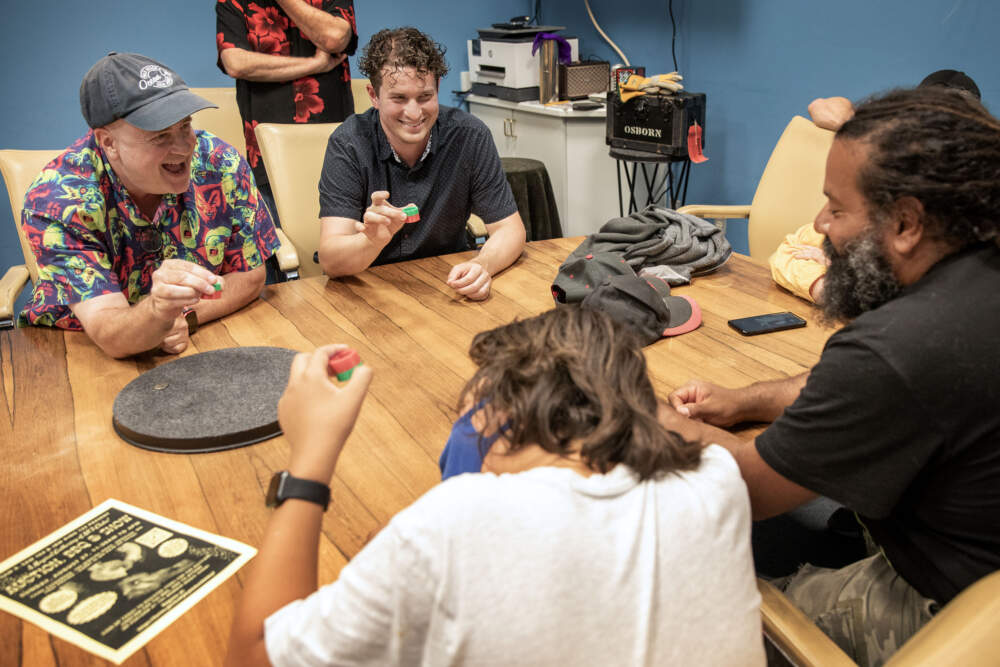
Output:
top-left (0, 237), bottom-right (833, 665)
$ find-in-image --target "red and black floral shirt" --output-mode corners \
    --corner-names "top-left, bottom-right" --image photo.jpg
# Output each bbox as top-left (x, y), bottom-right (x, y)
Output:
top-left (216, 0), bottom-right (358, 186)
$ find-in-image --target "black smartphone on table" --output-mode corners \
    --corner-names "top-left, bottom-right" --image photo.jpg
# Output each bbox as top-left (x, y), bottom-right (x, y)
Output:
top-left (728, 312), bottom-right (807, 336)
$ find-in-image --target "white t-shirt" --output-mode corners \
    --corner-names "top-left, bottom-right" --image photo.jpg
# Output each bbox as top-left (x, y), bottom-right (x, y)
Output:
top-left (265, 445), bottom-right (764, 666)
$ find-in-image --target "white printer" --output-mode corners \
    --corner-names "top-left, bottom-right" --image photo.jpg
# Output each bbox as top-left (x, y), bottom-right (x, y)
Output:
top-left (468, 26), bottom-right (579, 102)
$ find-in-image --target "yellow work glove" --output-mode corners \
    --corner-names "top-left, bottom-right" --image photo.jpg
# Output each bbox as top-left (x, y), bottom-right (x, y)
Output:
top-left (619, 72), bottom-right (685, 103)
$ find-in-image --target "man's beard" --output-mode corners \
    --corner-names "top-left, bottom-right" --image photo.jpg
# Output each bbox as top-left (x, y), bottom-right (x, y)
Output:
top-left (819, 228), bottom-right (902, 325)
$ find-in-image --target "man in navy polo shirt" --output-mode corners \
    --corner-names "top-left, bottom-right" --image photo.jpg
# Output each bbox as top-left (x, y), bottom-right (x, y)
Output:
top-left (316, 27), bottom-right (526, 301)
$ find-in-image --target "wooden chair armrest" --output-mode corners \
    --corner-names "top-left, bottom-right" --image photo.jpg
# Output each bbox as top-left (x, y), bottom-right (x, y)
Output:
top-left (676, 204), bottom-right (752, 219)
top-left (273, 229), bottom-right (300, 274)
top-left (757, 578), bottom-right (856, 667)
top-left (885, 570), bottom-right (1000, 666)
top-left (0, 264), bottom-right (30, 328)
top-left (466, 214), bottom-right (489, 250)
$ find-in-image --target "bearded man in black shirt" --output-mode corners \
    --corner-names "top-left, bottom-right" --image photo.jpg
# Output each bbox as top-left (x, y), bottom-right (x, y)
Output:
top-left (664, 86), bottom-right (1000, 665)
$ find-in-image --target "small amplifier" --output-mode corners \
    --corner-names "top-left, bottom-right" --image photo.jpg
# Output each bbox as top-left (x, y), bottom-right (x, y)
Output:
top-left (559, 61), bottom-right (610, 100)
top-left (607, 91), bottom-right (707, 158)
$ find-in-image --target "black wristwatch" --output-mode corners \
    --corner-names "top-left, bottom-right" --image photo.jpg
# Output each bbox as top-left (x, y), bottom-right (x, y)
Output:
top-left (265, 471), bottom-right (331, 511)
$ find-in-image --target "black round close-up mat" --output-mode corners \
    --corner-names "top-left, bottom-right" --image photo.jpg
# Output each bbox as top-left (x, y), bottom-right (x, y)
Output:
top-left (112, 346), bottom-right (297, 454)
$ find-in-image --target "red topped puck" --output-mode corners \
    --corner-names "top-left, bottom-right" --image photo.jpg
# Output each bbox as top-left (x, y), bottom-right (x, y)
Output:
top-left (328, 348), bottom-right (362, 380)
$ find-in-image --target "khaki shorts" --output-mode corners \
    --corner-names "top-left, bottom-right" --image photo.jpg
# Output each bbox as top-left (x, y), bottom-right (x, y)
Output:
top-left (774, 553), bottom-right (938, 667)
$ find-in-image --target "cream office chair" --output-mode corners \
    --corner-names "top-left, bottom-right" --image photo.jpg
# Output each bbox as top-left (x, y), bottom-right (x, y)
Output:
top-left (759, 569), bottom-right (1000, 666)
top-left (254, 122), bottom-right (340, 279)
top-left (0, 148), bottom-right (62, 327)
top-left (189, 86), bottom-right (247, 156)
top-left (351, 78), bottom-right (373, 114)
top-left (678, 115), bottom-right (835, 261)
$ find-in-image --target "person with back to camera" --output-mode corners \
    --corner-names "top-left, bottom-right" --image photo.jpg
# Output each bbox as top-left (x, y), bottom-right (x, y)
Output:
top-left (769, 69), bottom-right (982, 303)
top-left (18, 52), bottom-right (278, 358)
top-left (224, 307), bottom-right (765, 666)
top-left (665, 85), bottom-right (1000, 665)
top-left (316, 27), bottom-right (526, 301)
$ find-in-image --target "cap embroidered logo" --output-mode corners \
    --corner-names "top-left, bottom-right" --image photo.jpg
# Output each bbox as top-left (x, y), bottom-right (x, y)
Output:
top-left (138, 65), bottom-right (173, 91)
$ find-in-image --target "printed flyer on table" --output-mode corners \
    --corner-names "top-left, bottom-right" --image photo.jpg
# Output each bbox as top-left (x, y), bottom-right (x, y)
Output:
top-left (0, 498), bottom-right (255, 664)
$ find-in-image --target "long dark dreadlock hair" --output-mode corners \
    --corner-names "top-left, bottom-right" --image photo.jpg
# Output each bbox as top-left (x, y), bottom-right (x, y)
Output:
top-left (837, 86), bottom-right (1000, 248)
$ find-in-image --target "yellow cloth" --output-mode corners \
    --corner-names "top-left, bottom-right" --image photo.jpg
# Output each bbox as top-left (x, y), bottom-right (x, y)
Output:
top-left (768, 223), bottom-right (827, 302)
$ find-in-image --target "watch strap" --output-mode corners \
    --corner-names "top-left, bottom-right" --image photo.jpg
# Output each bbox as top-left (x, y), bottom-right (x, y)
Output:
top-left (266, 471), bottom-right (331, 511)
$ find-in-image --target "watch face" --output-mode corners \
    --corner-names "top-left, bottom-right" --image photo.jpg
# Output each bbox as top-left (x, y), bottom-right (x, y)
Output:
top-left (265, 471), bottom-right (285, 507)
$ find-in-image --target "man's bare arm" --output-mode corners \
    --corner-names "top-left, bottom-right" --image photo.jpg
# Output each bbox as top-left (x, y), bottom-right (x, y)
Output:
top-left (70, 259), bottom-right (218, 358)
top-left (275, 0), bottom-right (353, 54)
top-left (72, 292), bottom-right (180, 359)
top-left (657, 401), bottom-right (817, 519)
top-left (473, 212), bottom-right (526, 276)
top-left (317, 216), bottom-right (385, 277)
top-left (219, 47), bottom-right (342, 83)
top-left (318, 192), bottom-right (410, 278)
top-left (70, 263), bottom-right (266, 358)
top-left (706, 428), bottom-right (818, 520)
top-left (668, 373), bottom-right (810, 426)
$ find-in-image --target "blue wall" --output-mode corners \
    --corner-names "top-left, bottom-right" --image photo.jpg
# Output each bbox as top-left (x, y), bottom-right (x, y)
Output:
top-left (0, 0), bottom-right (524, 308)
top-left (2, 0), bottom-right (998, 293)
top-left (545, 0), bottom-right (998, 250)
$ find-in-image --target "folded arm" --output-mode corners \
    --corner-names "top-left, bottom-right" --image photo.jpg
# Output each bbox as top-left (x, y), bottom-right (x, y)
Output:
top-left (275, 0), bottom-right (353, 54)
top-left (219, 47), bottom-right (343, 83)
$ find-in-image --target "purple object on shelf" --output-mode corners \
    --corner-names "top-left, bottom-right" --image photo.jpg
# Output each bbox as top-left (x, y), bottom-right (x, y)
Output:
top-left (531, 33), bottom-right (572, 64)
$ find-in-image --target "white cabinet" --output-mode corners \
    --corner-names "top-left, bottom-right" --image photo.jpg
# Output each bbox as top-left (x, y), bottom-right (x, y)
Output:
top-left (468, 95), bottom-right (619, 238)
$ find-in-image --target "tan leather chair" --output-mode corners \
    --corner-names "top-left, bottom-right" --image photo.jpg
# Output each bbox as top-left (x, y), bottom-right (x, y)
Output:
top-left (0, 148), bottom-right (62, 327)
top-left (351, 78), bottom-right (373, 114)
top-left (189, 86), bottom-right (247, 156)
top-left (758, 569), bottom-right (1000, 666)
top-left (254, 122), bottom-right (341, 279)
top-left (678, 115), bottom-right (835, 261)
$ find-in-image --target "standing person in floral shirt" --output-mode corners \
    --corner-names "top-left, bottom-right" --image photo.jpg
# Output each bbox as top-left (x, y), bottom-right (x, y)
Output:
top-left (216, 0), bottom-right (358, 206)
top-left (19, 52), bottom-right (279, 358)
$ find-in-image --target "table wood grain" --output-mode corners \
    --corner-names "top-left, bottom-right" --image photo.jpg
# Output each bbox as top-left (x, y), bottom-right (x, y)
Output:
top-left (0, 238), bottom-right (832, 665)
